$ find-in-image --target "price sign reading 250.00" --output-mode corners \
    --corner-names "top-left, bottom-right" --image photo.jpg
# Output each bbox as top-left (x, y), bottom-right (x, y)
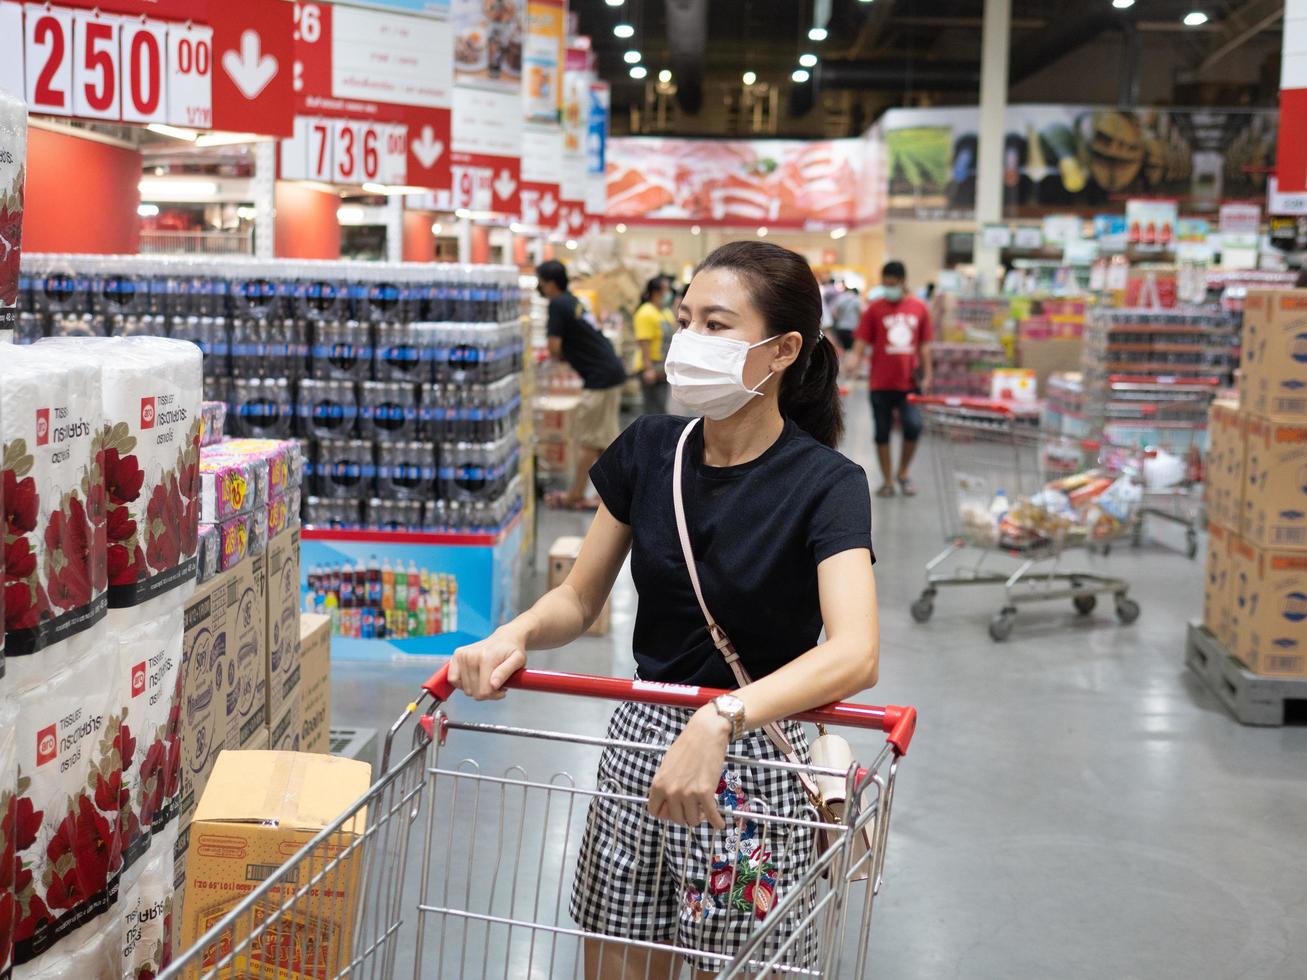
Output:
top-left (20, 5), bottom-right (213, 130)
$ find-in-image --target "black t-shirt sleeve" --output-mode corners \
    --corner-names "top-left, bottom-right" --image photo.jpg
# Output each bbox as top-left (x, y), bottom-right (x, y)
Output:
top-left (809, 464), bottom-right (875, 565)
top-left (545, 296), bottom-right (571, 339)
top-left (588, 417), bottom-right (646, 524)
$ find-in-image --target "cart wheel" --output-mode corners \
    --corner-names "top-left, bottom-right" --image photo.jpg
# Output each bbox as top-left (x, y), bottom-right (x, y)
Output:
top-left (910, 595), bottom-right (935, 623)
top-left (989, 608), bottom-right (1016, 642)
top-left (1115, 596), bottom-right (1141, 625)
top-left (1073, 594), bottom-right (1097, 615)
top-left (1186, 529), bottom-right (1199, 560)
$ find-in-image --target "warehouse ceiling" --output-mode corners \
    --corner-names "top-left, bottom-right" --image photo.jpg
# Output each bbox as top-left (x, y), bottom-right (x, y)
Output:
top-left (577, 0), bottom-right (1286, 138)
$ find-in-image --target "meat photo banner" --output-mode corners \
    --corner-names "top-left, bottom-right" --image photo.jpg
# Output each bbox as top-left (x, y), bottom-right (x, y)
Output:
top-left (0, 0), bottom-right (294, 136)
top-left (604, 136), bottom-right (877, 229)
top-left (280, 0), bottom-right (454, 190)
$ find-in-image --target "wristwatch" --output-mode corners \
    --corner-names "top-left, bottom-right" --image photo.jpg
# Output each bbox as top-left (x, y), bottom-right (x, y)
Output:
top-left (712, 694), bottom-right (747, 742)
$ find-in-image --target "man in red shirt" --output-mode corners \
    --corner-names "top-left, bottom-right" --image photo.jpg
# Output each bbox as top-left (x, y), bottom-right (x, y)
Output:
top-left (846, 261), bottom-right (933, 497)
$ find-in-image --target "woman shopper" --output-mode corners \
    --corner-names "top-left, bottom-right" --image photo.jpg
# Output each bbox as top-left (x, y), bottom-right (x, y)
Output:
top-left (634, 275), bottom-right (675, 414)
top-left (449, 240), bottom-right (879, 978)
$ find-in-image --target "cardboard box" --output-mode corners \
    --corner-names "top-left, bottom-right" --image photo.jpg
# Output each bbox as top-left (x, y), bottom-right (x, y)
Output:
top-left (535, 394), bottom-right (580, 441)
top-left (1228, 537), bottom-right (1307, 677)
top-left (300, 614), bottom-right (332, 755)
top-left (1017, 337), bottom-right (1083, 394)
top-left (266, 528), bottom-right (303, 723)
top-left (548, 536), bottom-right (610, 636)
top-left (1204, 400), bottom-right (1244, 531)
top-left (269, 698), bottom-right (303, 752)
top-left (1203, 522), bottom-right (1235, 651)
top-left (179, 555), bottom-right (268, 829)
top-left (1241, 290), bottom-right (1307, 420)
top-left (180, 750), bottom-right (370, 978)
top-left (1241, 414), bottom-right (1307, 551)
top-left (536, 437), bottom-right (575, 476)
top-left (172, 727), bottom-right (268, 963)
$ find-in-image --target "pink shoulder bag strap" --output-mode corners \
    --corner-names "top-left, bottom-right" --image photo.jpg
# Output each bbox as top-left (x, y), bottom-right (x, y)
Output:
top-left (670, 419), bottom-right (821, 801)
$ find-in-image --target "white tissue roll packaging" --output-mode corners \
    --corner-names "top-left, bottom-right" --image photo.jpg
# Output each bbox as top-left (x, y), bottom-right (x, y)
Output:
top-left (0, 87), bottom-right (25, 346)
top-left (11, 638), bottom-right (123, 969)
top-left (35, 338), bottom-right (202, 614)
top-left (116, 829), bottom-right (176, 980)
top-left (1, 698), bottom-right (17, 979)
top-left (114, 610), bottom-right (182, 880)
top-left (1, 348), bottom-right (107, 692)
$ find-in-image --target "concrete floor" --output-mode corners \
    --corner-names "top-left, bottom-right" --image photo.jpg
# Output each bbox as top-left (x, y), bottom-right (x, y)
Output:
top-left (332, 393), bottom-right (1307, 980)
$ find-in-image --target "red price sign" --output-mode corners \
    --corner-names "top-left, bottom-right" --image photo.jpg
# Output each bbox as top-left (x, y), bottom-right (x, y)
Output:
top-left (24, 6), bottom-right (74, 115)
top-left (120, 19), bottom-right (167, 124)
top-left (166, 21), bottom-right (212, 128)
top-left (71, 11), bottom-right (121, 120)
top-left (282, 116), bottom-right (408, 186)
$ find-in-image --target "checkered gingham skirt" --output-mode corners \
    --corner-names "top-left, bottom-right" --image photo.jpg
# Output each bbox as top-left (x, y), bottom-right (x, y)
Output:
top-left (570, 699), bottom-right (820, 974)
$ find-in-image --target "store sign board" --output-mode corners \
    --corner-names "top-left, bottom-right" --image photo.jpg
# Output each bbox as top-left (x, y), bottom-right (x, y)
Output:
top-left (1268, 176), bottom-right (1307, 215)
top-left (523, 0), bottom-right (564, 123)
top-left (520, 123), bottom-right (562, 229)
top-left (8, 0), bottom-right (293, 135)
top-left (450, 85), bottom-right (521, 212)
top-left (283, 1), bottom-right (452, 189)
top-left (980, 224), bottom-right (1011, 248)
top-left (585, 80), bottom-right (608, 216)
top-left (451, 0), bottom-right (524, 94)
top-left (1012, 226), bottom-right (1043, 250)
top-left (1124, 198), bottom-right (1178, 247)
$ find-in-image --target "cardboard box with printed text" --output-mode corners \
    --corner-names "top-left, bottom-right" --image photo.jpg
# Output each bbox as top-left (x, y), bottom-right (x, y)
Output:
top-left (1241, 290), bottom-right (1307, 420)
top-left (299, 614), bottom-right (332, 755)
top-left (266, 528), bottom-right (303, 724)
top-left (1228, 536), bottom-right (1307, 678)
top-left (548, 536), bottom-right (610, 636)
top-left (1241, 414), bottom-right (1307, 551)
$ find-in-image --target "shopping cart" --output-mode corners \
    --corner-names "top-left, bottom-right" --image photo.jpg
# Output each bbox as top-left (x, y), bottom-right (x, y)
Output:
top-left (909, 396), bottom-right (1139, 641)
top-left (161, 665), bottom-right (916, 979)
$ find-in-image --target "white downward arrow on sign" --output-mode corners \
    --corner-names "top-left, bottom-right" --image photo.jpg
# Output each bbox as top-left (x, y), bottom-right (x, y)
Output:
top-left (539, 192), bottom-right (558, 219)
top-left (493, 169), bottom-right (517, 201)
top-left (411, 126), bottom-right (445, 169)
top-left (222, 30), bottom-right (279, 100)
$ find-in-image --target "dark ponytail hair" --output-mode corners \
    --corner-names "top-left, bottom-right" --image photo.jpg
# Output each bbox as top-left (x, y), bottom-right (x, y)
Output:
top-left (695, 241), bottom-right (844, 448)
top-left (640, 276), bottom-right (666, 305)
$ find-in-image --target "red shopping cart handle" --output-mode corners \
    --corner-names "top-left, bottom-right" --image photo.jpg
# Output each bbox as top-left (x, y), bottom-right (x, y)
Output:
top-left (422, 664), bottom-right (917, 756)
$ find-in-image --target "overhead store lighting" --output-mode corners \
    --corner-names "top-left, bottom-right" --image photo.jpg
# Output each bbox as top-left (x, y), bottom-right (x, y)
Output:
top-left (742, 70), bottom-right (757, 85)
top-left (137, 204), bottom-right (159, 218)
top-left (362, 182), bottom-right (429, 195)
top-left (831, 227), bottom-right (847, 240)
top-left (624, 50), bottom-right (642, 63)
top-left (808, 27), bottom-right (827, 41)
top-left (658, 69), bottom-right (672, 83)
top-left (691, 225), bottom-right (701, 235)
top-left (146, 123), bottom-right (197, 142)
top-left (455, 208), bottom-right (471, 218)
top-left (565, 239), bottom-right (579, 250)
top-left (337, 205), bottom-right (367, 225)
top-left (236, 206), bottom-right (258, 220)
top-left (1183, 10), bottom-right (1208, 25)
top-left (792, 69), bottom-right (810, 83)
top-left (605, 0), bottom-right (623, 5)
top-left (757, 226), bottom-right (768, 237)
top-left (614, 23), bottom-right (634, 38)
top-left (1112, 0), bottom-right (1135, 7)
top-left (137, 178), bottom-right (218, 200)
top-left (616, 223), bottom-right (628, 233)
top-left (195, 132), bottom-right (264, 148)
top-left (431, 222), bottom-right (443, 235)
top-left (799, 53), bottom-right (818, 68)
top-left (630, 65), bottom-right (648, 79)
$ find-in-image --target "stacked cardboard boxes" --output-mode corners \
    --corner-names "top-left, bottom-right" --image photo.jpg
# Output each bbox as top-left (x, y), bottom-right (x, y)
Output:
top-left (535, 394), bottom-right (580, 482)
top-left (1201, 290), bottom-right (1307, 679)
top-left (548, 535), bottom-right (611, 636)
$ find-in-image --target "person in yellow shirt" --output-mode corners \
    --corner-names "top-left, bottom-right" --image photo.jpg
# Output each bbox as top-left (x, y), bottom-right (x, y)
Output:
top-left (633, 275), bottom-right (674, 414)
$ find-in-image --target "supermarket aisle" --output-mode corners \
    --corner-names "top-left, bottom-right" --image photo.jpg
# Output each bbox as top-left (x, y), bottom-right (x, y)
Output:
top-left (333, 392), bottom-right (1307, 980)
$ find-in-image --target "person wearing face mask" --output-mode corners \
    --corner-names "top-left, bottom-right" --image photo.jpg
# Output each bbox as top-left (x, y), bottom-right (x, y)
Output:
top-left (845, 260), bottom-right (934, 498)
top-left (450, 241), bottom-right (878, 979)
top-left (536, 260), bottom-right (628, 510)
top-left (633, 275), bottom-right (674, 414)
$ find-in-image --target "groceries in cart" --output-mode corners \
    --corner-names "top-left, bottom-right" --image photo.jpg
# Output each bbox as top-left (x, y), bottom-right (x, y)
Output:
top-left (956, 466), bottom-right (1142, 550)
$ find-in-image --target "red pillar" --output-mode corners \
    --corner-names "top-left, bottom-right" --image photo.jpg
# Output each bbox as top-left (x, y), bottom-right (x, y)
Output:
top-left (274, 181), bottom-right (341, 259)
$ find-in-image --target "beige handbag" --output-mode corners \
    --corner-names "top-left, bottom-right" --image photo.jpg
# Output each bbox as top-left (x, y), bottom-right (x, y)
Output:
top-left (671, 418), bottom-right (873, 879)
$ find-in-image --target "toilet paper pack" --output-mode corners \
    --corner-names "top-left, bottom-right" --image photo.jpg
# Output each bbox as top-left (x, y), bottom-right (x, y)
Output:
top-left (1, 348), bottom-right (107, 689)
top-left (116, 829), bottom-right (176, 980)
top-left (35, 337), bottom-right (202, 609)
top-left (1, 698), bottom-right (17, 979)
top-left (115, 610), bottom-right (183, 878)
top-left (11, 632), bottom-right (124, 968)
top-left (12, 924), bottom-right (116, 980)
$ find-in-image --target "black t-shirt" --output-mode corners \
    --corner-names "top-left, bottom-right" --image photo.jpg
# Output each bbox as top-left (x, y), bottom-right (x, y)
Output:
top-left (590, 415), bottom-right (874, 688)
top-left (547, 293), bottom-right (626, 389)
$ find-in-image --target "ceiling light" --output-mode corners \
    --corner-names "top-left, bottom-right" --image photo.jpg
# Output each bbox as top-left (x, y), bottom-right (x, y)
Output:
top-left (195, 132), bottom-right (264, 148)
top-left (337, 205), bottom-right (367, 225)
top-left (431, 222), bottom-right (443, 235)
top-left (831, 227), bottom-right (847, 240)
top-left (624, 50), bottom-right (641, 63)
top-left (742, 70), bottom-right (757, 85)
top-left (146, 123), bottom-right (197, 142)
top-left (858, 0), bottom-right (873, 4)
top-left (791, 69), bottom-right (810, 83)
top-left (629, 65), bottom-right (648, 79)
top-left (614, 23), bottom-right (634, 38)
top-left (1112, 0), bottom-right (1135, 7)
top-left (757, 226), bottom-right (768, 237)
top-left (136, 178), bottom-right (218, 200)
top-left (605, 0), bottom-right (623, 5)
top-left (509, 222), bottom-right (525, 233)
top-left (565, 239), bottom-right (579, 250)
top-left (137, 203), bottom-right (159, 218)
top-left (616, 223), bottom-right (627, 233)
top-left (690, 225), bottom-right (701, 235)
top-left (808, 27), bottom-right (828, 41)
top-left (236, 206), bottom-right (258, 220)
top-left (658, 69), bottom-right (672, 83)
top-left (1183, 10), bottom-right (1208, 25)
top-left (799, 53), bottom-right (818, 68)
top-left (455, 208), bottom-right (471, 218)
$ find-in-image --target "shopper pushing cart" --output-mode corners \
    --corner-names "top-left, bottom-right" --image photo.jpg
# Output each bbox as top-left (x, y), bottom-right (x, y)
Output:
top-left (910, 396), bottom-right (1140, 641)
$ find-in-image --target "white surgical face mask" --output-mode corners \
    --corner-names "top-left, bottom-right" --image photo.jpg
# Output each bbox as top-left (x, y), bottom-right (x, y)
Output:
top-left (664, 329), bottom-right (780, 420)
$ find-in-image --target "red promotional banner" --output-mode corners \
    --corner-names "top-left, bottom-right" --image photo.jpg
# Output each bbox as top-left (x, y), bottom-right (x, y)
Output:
top-left (520, 122), bottom-right (562, 230)
top-left (450, 77), bottom-right (521, 215)
top-left (282, 1), bottom-right (453, 189)
top-left (7, 0), bottom-right (294, 136)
